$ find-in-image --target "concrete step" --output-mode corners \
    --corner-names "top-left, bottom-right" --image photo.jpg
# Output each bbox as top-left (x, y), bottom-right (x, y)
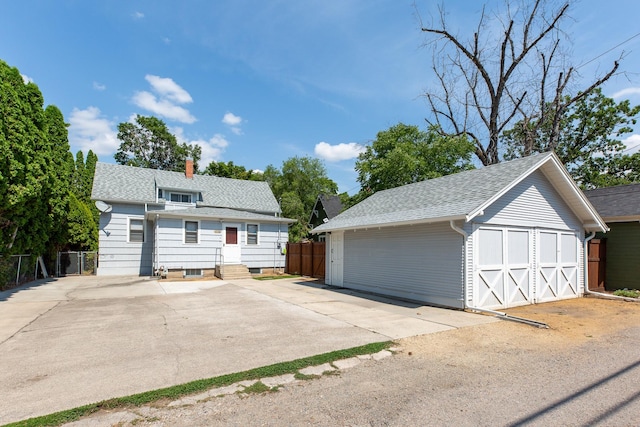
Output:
top-left (216, 264), bottom-right (252, 280)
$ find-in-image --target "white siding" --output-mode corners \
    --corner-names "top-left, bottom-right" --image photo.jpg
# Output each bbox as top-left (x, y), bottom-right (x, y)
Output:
top-left (342, 222), bottom-right (465, 308)
top-left (156, 220), bottom-right (287, 270)
top-left (156, 218), bottom-right (222, 270)
top-left (481, 170), bottom-right (582, 231)
top-left (241, 222), bottom-right (288, 269)
top-left (97, 204), bottom-right (153, 276)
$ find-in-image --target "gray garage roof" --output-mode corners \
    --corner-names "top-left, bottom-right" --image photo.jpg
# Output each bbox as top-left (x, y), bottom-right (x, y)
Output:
top-left (92, 163), bottom-right (281, 213)
top-left (313, 152), bottom-right (606, 233)
top-left (583, 183), bottom-right (640, 222)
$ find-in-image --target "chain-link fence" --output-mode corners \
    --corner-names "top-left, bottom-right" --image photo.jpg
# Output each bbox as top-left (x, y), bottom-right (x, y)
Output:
top-left (0, 254), bottom-right (39, 291)
top-left (56, 251), bottom-right (97, 276)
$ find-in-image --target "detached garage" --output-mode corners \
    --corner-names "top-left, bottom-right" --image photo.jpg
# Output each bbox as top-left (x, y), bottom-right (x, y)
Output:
top-left (313, 152), bottom-right (606, 310)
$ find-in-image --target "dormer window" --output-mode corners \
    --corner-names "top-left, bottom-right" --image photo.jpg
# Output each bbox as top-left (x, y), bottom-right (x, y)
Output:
top-left (170, 193), bottom-right (192, 203)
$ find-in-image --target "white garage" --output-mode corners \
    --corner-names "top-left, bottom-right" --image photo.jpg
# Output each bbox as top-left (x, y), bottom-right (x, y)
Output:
top-left (315, 152), bottom-right (606, 310)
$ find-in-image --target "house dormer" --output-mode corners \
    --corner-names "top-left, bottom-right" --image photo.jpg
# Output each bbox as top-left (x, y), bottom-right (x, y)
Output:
top-left (157, 188), bottom-right (201, 209)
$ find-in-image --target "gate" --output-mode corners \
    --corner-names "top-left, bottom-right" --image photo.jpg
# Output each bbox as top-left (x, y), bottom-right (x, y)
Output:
top-left (285, 242), bottom-right (325, 278)
top-left (57, 251), bottom-right (98, 276)
top-left (588, 238), bottom-right (606, 291)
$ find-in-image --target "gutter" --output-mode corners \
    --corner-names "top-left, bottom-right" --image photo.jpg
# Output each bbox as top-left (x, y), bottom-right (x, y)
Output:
top-left (583, 232), bottom-right (639, 302)
top-left (449, 220), bottom-right (550, 329)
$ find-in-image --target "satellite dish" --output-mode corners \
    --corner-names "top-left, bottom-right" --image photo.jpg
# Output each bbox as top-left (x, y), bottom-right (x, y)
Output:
top-left (95, 200), bottom-right (112, 213)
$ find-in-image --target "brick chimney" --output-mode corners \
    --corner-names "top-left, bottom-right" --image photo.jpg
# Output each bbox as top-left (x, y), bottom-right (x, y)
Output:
top-left (185, 158), bottom-right (194, 179)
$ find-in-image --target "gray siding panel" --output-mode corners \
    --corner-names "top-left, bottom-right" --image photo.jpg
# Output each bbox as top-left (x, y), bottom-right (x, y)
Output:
top-left (97, 204), bottom-right (153, 275)
top-left (481, 170), bottom-right (582, 231)
top-left (240, 223), bottom-right (287, 269)
top-left (342, 222), bottom-right (464, 308)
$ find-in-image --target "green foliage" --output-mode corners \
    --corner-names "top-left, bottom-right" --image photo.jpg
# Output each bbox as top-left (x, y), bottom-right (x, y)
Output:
top-left (115, 115), bottom-right (201, 172)
top-left (0, 60), bottom-right (59, 255)
top-left (354, 123), bottom-right (476, 198)
top-left (66, 192), bottom-right (98, 251)
top-left (265, 156), bottom-right (338, 242)
top-left (612, 289), bottom-right (640, 298)
top-left (502, 88), bottom-right (640, 189)
top-left (203, 160), bottom-right (264, 181)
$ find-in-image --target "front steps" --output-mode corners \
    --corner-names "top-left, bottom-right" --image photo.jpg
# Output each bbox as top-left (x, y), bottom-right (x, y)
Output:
top-left (215, 264), bottom-right (252, 280)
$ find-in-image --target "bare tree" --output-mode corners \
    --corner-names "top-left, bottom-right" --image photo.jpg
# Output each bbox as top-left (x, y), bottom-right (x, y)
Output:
top-left (420, 0), bottom-right (619, 165)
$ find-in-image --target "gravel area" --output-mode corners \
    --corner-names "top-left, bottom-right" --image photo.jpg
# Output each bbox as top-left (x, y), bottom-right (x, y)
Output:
top-left (67, 297), bottom-right (640, 426)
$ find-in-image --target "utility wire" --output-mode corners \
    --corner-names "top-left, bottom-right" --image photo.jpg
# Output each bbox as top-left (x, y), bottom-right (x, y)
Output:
top-left (577, 32), bottom-right (640, 69)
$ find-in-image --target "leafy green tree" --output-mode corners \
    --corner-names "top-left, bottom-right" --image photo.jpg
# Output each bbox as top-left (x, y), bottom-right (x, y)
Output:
top-left (354, 123), bottom-right (475, 196)
top-left (502, 88), bottom-right (640, 188)
top-left (43, 106), bottom-right (74, 253)
top-left (203, 160), bottom-right (263, 180)
top-left (67, 150), bottom-right (99, 250)
top-left (265, 156), bottom-right (338, 242)
top-left (66, 192), bottom-right (98, 251)
top-left (0, 60), bottom-right (51, 255)
top-left (115, 115), bottom-right (201, 172)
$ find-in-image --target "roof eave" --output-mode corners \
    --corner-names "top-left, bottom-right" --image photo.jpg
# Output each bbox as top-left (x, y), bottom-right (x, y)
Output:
top-left (312, 214), bottom-right (467, 234)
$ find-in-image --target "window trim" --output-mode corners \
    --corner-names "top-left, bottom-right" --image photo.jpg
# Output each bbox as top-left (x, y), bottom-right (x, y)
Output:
top-left (184, 219), bottom-right (199, 244)
top-left (128, 217), bottom-right (145, 243)
top-left (169, 192), bottom-right (193, 204)
top-left (246, 223), bottom-right (259, 245)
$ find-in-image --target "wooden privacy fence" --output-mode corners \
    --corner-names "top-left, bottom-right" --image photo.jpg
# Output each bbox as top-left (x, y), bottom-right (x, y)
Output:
top-left (285, 242), bottom-right (325, 278)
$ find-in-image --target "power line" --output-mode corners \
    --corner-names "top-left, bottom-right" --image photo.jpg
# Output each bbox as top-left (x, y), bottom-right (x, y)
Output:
top-left (577, 32), bottom-right (640, 69)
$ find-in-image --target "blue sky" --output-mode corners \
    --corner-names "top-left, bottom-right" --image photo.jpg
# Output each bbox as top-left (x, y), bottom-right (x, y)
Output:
top-left (2, 0), bottom-right (640, 194)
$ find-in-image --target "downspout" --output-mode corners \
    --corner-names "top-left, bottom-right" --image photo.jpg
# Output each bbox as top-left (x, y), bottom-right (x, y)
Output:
top-left (449, 220), bottom-right (549, 329)
top-left (583, 231), bottom-right (639, 302)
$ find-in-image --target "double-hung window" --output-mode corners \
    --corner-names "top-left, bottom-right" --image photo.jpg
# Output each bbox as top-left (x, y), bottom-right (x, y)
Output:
top-left (185, 221), bottom-right (198, 244)
top-left (129, 219), bottom-right (144, 243)
top-left (247, 224), bottom-right (258, 245)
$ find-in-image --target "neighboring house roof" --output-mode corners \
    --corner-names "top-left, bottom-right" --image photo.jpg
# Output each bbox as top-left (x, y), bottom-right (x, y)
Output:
top-left (92, 163), bottom-right (281, 213)
top-left (308, 194), bottom-right (343, 225)
top-left (147, 207), bottom-right (295, 223)
top-left (583, 183), bottom-right (640, 222)
top-left (313, 152), bottom-right (606, 233)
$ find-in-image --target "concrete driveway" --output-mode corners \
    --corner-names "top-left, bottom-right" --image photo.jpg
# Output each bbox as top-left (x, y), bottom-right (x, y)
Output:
top-left (0, 275), bottom-right (493, 424)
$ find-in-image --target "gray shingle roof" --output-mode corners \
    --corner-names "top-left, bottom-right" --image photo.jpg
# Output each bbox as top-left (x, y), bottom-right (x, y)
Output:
top-left (583, 183), bottom-right (640, 220)
top-left (319, 194), bottom-right (343, 219)
top-left (148, 207), bottom-right (295, 223)
top-left (92, 163), bottom-right (280, 213)
top-left (313, 152), bottom-right (598, 232)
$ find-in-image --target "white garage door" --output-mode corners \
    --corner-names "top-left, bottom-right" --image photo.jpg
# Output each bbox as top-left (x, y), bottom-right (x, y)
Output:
top-left (474, 227), bottom-right (580, 309)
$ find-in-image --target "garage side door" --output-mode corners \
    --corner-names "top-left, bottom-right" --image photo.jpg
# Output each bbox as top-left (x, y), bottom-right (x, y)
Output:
top-left (537, 231), bottom-right (580, 302)
top-left (475, 227), bottom-right (533, 309)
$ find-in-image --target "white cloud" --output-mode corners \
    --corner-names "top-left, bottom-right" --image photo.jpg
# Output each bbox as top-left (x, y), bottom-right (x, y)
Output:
top-left (314, 141), bottom-right (366, 162)
top-left (622, 134), bottom-right (640, 154)
top-left (162, 37), bottom-right (171, 44)
top-left (21, 74), bottom-right (33, 84)
top-left (133, 11), bottom-right (144, 19)
top-left (132, 75), bottom-right (196, 123)
top-left (252, 169), bottom-right (264, 174)
top-left (145, 75), bottom-right (193, 104)
top-left (93, 81), bottom-right (106, 91)
top-left (173, 127), bottom-right (229, 166)
top-left (222, 112), bottom-right (243, 135)
top-left (68, 107), bottom-right (119, 155)
top-left (222, 112), bottom-right (242, 126)
top-left (611, 87), bottom-right (640, 99)
top-left (132, 91), bottom-right (196, 123)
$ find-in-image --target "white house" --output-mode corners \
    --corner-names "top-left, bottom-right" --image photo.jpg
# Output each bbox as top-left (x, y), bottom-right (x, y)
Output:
top-left (91, 160), bottom-right (294, 279)
top-left (313, 152), bottom-right (607, 310)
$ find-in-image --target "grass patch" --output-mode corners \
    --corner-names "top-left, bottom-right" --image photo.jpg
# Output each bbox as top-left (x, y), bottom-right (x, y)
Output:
top-left (613, 288), bottom-right (640, 298)
top-left (253, 275), bottom-right (300, 281)
top-left (237, 381), bottom-right (272, 395)
top-left (4, 341), bottom-right (391, 427)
